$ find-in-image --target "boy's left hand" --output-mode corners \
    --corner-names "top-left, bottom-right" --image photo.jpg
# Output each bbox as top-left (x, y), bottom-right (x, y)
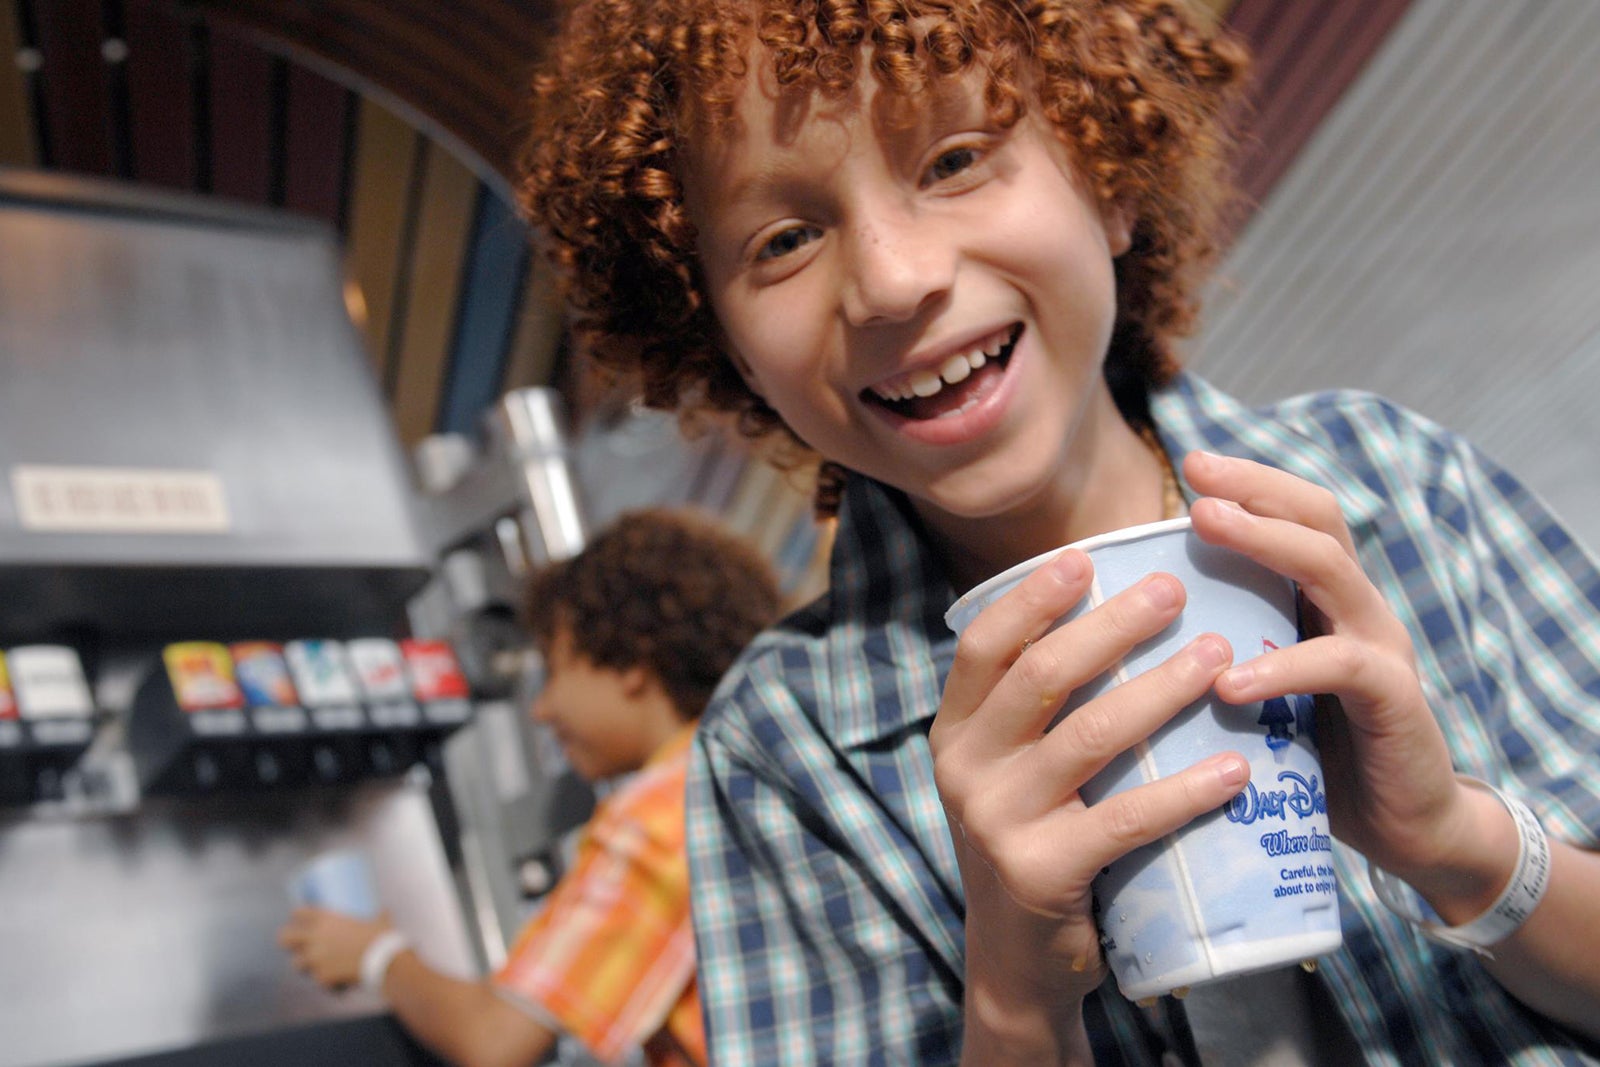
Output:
top-left (278, 907), bottom-right (390, 989)
top-left (1183, 450), bottom-right (1483, 896)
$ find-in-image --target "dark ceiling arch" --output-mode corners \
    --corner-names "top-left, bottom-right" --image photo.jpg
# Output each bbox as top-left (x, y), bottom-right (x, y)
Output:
top-left (175, 0), bottom-right (556, 188)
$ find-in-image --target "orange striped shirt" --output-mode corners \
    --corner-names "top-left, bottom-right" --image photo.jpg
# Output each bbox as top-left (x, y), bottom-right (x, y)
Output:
top-left (495, 724), bottom-right (704, 1067)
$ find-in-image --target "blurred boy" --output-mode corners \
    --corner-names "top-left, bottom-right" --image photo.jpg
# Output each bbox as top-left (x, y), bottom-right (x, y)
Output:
top-left (280, 509), bottom-right (780, 1067)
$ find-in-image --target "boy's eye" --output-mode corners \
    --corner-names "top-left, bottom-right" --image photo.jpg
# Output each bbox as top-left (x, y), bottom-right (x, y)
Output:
top-left (757, 225), bottom-right (821, 261)
top-left (925, 146), bottom-right (979, 184)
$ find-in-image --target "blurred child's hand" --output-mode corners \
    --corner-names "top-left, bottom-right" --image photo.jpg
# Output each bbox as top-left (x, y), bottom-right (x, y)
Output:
top-left (929, 546), bottom-right (1243, 1024)
top-left (1184, 450), bottom-right (1496, 914)
top-left (278, 906), bottom-right (392, 990)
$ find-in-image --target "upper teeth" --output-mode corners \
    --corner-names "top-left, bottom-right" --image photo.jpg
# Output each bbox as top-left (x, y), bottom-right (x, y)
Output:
top-left (873, 329), bottom-right (1012, 402)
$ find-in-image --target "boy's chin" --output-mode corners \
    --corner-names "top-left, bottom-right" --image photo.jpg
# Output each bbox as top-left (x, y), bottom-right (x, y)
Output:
top-left (907, 491), bottom-right (1035, 534)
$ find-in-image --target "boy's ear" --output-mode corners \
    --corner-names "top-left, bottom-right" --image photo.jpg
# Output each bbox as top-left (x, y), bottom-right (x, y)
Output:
top-left (1103, 201), bottom-right (1134, 258)
top-left (619, 663), bottom-right (653, 697)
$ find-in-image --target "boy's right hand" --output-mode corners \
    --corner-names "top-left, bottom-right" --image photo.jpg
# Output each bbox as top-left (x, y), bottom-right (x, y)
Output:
top-left (278, 906), bottom-right (392, 990)
top-left (929, 548), bottom-right (1244, 1054)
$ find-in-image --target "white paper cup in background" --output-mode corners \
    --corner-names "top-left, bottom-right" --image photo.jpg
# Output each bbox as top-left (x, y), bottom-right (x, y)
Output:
top-left (290, 848), bottom-right (381, 920)
top-left (946, 517), bottom-right (1342, 1001)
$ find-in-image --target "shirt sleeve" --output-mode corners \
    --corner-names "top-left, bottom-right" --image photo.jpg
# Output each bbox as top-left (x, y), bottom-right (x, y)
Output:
top-left (1317, 394), bottom-right (1600, 846)
top-left (1417, 413), bottom-right (1600, 846)
top-left (494, 769), bottom-right (697, 1063)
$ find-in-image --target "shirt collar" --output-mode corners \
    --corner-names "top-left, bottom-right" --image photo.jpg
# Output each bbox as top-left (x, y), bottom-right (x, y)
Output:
top-left (819, 372), bottom-right (1387, 748)
top-left (823, 475), bottom-right (956, 749)
top-left (643, 720), bottom-right (698, 771)
top-left (1152, 374), bottom-right (1387, 529)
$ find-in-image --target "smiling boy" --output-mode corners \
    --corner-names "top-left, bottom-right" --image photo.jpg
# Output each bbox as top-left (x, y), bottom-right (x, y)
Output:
top-left (519, 3), bottom-right (1600, 1065)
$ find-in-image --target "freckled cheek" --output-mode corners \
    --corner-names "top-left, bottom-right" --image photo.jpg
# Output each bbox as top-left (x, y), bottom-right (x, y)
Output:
top-left (727, 312), bottom-right (825, 380)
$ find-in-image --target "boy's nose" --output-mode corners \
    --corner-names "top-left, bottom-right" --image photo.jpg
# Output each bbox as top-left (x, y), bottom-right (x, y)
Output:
top-left (840, 211), bottom-right (954, 327)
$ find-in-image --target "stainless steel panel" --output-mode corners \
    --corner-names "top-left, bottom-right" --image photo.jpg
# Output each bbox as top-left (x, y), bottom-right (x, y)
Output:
top-left (0, 776), bottom-right (477, 1067)
top-left (0, 170), bottom-right (430, 639)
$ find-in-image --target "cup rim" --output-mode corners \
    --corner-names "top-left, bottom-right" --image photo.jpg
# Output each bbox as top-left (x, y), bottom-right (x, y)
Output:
top-left (945, 516), bottom-right (1193, 631)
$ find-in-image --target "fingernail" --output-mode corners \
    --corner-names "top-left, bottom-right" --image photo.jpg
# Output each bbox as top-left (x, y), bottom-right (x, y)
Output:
top-left (1053, 549), bottom-right (1086, 581)
top-left (1192, 635), bottom-right (1228, 669)
top-left (1144, 574), bottom-right (1180, 609)
top-left (1223, 663), bottom-right (1254, 689)
top-left (1217, 757), bottom-right (1248, 787)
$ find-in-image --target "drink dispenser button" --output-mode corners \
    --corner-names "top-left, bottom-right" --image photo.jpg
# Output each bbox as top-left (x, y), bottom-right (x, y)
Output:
top-left (401, 639), bottom-right (472, 728)
top-left (0, 652), bottom-right (16, 722)
top-left (346, 637), bottom-right (422, 776)
top-left (10, 645), bottom-right (95, 721)
top-left (230, 643), bottom-right (308, 735)
top-left (161, 643), bottom-right (247, 743)
top-left (347, 639), bottom-right (410, 701)
top-left (348, 638), bottom-right (421, 730)
top-left (284, 640), bottom-right (360, 708)
top-left (231, 642), bottom-right (300, 708)
top-left (0, 646), bottom-right (96, 804)
top-left (284, 640), bottom-right (369, 782)
top-left (161, 643), bottom-right (243, 713)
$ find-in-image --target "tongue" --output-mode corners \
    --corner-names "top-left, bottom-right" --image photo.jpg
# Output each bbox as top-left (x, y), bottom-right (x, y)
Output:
top-left (895, 360), bottom-right (1003, 420)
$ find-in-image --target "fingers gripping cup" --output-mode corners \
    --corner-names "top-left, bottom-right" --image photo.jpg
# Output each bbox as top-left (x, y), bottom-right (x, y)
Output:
top-left (945, 517), bottom-right (1342, 1001)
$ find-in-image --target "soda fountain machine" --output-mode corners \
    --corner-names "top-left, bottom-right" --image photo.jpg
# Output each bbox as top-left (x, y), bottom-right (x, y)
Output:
top-left (0, 169), bottom-right (588, 1067)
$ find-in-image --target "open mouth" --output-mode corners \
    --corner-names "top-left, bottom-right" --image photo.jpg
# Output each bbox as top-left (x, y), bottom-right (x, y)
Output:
top-left (864, 324), bottom-right (1021, 421)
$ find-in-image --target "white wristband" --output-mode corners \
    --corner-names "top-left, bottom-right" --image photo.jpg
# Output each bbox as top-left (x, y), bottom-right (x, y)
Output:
top-left (1368, 776), bottom-right (1552, 957)
top-left (360, 929), bottom-right (411, 993)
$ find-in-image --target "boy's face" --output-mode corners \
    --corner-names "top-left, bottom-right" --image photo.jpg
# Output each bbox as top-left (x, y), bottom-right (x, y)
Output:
top-left (682, 58), bottom-right (1132, 540)
top-left (530, 626), bottom-right (660, 782)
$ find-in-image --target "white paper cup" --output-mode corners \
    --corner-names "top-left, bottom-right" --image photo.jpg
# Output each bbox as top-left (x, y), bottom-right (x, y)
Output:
top-left (946, 517), bottom-right (1342, 1001)
top-left (290, 848), bottom-right (381, 919)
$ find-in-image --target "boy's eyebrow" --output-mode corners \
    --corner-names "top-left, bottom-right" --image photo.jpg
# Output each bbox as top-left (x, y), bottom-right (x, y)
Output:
top-left (683, 163), bottom-right (773, 236)
top-left (713, 163), bottom-right (792, 211)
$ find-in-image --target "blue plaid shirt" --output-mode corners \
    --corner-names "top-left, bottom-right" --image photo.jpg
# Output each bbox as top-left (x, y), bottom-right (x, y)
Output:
top-left (687, 374), bottom-right (1600, 1066)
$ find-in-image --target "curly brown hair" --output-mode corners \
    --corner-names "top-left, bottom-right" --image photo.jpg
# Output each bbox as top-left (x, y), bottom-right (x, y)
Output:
top-left (519, 0), bottom-right (1250, 509)
top-left (521, 508), bottom-right (781, 719)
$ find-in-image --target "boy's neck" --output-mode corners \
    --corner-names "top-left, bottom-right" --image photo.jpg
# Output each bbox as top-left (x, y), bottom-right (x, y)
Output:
top-left (916, 413), bottom-right (1172, 595)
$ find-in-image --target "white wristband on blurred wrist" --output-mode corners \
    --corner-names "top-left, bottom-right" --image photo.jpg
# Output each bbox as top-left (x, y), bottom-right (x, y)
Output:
top-left (360, 930), bottom-right (411, 993)
top-left (1368, 776), bottom-right (1551, 957)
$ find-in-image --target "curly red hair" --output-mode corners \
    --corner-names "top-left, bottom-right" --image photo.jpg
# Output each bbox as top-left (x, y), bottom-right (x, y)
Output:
top-left (519, 0), bottom-right (1249, 511)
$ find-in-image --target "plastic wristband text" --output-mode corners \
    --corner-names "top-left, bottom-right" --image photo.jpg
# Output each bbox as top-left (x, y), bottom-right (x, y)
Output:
top-left (1368, 776), bottom-right (1551, 957)
top-left (360, 929), bottom-right (411, 993)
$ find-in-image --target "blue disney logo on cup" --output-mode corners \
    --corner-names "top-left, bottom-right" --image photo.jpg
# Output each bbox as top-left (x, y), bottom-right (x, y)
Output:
top-left (1223, 769), bottom-right (1328, 825)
